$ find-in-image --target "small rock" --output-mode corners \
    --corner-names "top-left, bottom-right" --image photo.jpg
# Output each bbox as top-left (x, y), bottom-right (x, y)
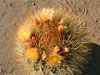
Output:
top-left (32, 2), bottom-right (36, 6)
top-left (94, 19), bottom-right (98, 22)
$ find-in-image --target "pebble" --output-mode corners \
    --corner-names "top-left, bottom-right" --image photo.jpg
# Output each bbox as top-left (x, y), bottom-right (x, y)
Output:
top-left (94, 19), bottom-right (98, 22)
top-left (32, 2), bottom-right (36, 6)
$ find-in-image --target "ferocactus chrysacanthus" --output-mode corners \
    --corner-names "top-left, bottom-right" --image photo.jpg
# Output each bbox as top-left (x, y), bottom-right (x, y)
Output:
top-left (16, 8), bottom-right (89, 75)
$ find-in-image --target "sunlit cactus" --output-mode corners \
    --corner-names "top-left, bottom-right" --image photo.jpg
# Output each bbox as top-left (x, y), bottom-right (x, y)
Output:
top-left (15, 8), bottom-right (90, 75)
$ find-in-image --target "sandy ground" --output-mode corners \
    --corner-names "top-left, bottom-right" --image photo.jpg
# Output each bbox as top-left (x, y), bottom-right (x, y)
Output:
top-left (0, 0), bottom-right (100, 75)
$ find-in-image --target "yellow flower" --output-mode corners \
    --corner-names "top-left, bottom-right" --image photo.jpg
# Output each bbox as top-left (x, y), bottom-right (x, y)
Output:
top-left (25, 47), bottom-right (39, 62)
top-left (46, 54), bottom-right (63, 66)
top-left (46, 46), bottom-right (63, 66)
top-left (18, 26), bottom-right (31, 42)
top-left (39, 8), bottom-right (55, 21)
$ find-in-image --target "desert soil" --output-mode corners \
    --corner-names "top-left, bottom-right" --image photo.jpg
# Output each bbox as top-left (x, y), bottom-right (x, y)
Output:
top-left (0, 0), bottom-right (100, 75)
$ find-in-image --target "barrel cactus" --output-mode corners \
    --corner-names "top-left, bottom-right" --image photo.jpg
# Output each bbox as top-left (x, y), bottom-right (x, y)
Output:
top-left (15, 8), bottom-right (90, 75)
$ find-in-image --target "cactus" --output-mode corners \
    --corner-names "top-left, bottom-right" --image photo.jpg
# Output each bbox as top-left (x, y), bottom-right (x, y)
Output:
top-left (15, 8), bottom-right (90, 75)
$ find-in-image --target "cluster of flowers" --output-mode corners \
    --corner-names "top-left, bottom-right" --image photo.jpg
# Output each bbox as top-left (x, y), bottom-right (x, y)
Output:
top-left (16, 8), bottom-right (89, 75)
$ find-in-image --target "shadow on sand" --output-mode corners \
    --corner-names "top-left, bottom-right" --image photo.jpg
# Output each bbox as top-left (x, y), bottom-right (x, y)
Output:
top-left (82, 43), bottom-right (100, 75)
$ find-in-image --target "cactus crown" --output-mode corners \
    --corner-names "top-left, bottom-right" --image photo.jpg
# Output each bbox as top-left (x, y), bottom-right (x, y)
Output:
top-left (15, 8), bottom-right (89, 75)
